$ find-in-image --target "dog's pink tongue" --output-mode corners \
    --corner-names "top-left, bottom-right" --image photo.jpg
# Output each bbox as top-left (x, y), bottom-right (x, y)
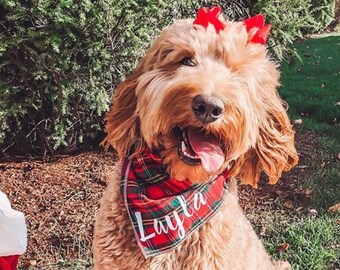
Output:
top-left (188, 129), bottom-right (224, 174)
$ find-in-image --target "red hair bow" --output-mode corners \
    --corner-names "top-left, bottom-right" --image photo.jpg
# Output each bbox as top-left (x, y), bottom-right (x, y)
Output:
top-left (193, 6), bottom-right (225, 33)
top-left (243, 14), bottom-right (271, 45)
top-left (193, 7), bottom-right (271, 45)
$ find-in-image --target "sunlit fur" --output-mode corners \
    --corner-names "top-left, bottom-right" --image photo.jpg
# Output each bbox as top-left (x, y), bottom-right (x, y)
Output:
top-left (94, 17), bottom-right (298, 269)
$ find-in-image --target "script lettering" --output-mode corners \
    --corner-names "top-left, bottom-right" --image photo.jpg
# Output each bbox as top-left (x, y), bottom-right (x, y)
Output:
top-left (193, 192), bottom-right (207, 210)
top-left (177, 195), bottom-right (194, 217)
top-left (172, 210), bottom-right (185, 238)
top-left (133, 191), bottom-right (207, 242)
top-left (135, 211), bottom-right (155, 242)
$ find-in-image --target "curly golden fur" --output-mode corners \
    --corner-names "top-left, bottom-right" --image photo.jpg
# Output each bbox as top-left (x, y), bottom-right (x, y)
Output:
top-left (93, 16), bottom-right (298, 270)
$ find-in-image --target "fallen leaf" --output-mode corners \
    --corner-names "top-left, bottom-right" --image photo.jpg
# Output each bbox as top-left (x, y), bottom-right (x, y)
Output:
top-left (328, 203), bottom-right (340, 212)
top-left (328, 243), bottom-right (340, 249)
top-left (309, 209), bottom-right (318, 215)
top-left (277, 242), bottom-right (290, 252)
top-left (284, 200), bottom-right (294, 209)
top-left (22, 260), bottom-right (37, 267)
top-left (304, 189), bottom-right (312, 196)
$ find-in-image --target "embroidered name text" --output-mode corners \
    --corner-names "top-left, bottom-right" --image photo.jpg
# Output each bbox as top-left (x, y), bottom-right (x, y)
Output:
top-left (135, 192), bottom-right (208, 242)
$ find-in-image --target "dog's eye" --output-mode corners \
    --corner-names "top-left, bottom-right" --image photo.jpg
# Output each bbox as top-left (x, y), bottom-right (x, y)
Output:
top-left (180, 57), bottom-right (196, 67)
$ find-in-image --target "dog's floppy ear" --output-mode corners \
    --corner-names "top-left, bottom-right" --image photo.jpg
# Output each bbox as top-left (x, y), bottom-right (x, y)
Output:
top-left (101, 72), bottom-right (140, 158)
top-left (237, 72), bottom-right (298, 188)
top-left (101, 39), bottom-right (164, 157)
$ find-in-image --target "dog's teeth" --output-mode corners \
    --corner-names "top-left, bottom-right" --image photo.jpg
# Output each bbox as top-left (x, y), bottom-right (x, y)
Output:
top-left (185, 152), bottom-right (192, 158)
top-left (227, 163), bottom-right (231, 170)
top-left (183, 135), bottom-right (188, 145)
top-left (181, 139), bottom-right (200, 160)
top-left (181, 141), bottom-right (186, 151)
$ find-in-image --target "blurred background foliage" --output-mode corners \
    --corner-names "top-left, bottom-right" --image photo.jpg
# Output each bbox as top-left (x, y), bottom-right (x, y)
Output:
top-left (0, 0), bottom-right (336, 155)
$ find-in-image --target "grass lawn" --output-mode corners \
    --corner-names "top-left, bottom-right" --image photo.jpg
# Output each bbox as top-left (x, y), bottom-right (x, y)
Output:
top-left (257, 35), bottom-right (340, 270)
top-left (280, 35), bottom-right (340, 145)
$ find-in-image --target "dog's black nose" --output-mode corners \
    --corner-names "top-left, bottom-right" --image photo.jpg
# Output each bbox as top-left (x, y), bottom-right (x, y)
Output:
top-left (192, 95), bottom-right (224, 124)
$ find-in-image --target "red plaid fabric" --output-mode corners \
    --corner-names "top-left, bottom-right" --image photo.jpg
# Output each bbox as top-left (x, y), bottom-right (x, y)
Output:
top-left (120, 147), bottom-right (229, 258)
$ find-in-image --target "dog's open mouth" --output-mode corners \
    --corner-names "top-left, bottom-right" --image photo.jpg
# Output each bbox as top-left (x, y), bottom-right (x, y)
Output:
top-left (176, 127), bottom-right (225, 174)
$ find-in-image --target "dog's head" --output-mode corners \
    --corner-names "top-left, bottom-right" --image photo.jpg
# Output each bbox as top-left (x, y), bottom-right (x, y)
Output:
top-left (103, 8), bottom-right (298, 187)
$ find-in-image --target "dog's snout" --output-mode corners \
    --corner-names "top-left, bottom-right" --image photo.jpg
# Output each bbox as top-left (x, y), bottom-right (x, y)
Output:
top-left (192, 95), bottom-right (224, 124)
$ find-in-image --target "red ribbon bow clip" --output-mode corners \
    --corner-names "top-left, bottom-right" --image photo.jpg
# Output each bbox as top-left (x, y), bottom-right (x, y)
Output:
top-left (193, 6), bottom-right (225, 33)
top-left (193, 7), bottom-right (271, 45)
top-left (243, 14), bottom-right (271, 45)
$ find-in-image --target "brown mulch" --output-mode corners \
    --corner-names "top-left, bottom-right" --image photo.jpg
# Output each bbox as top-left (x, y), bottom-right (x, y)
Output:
top-left (0, 127), bottom-right (327, 269)
top-left (0, 151), bottom-right (116, 269)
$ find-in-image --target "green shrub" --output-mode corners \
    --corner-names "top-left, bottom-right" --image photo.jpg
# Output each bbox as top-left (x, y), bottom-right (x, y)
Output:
top-left (254, 0), bottom-right (335, 60)
top-left (311, 0), bottom-right (336, 29)
top-left (0, 0), bottom-right (171, 154)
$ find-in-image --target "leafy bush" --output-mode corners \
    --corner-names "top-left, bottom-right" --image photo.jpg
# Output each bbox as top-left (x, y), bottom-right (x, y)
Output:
top-left (253, 0), bottom-right (318, 60)
top-left (254, 0), bottom-right (336, 59)
top-left (311, 0), bottom-right (336, 29)
top-left (0, 0), bottom-right (172, 155)
top-left (0, 0), bottom-right (336, 155)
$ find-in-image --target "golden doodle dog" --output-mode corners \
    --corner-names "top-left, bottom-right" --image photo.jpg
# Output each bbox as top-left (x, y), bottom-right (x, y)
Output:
top-left (93, 7), bottom-right (298, 270)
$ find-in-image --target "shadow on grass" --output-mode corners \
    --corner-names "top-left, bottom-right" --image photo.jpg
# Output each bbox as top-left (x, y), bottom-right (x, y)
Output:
top-left (280, 35), bottom-right (340, 141)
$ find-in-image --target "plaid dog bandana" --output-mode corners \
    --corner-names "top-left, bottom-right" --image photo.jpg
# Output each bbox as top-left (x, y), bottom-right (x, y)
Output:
top-left (120, 146), bottom-right (229, 258)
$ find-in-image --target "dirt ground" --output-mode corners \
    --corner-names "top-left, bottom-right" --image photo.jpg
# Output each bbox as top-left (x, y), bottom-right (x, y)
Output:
top-left (0, 151), bottom-right (115, 268)
top-left (0, 128), bottom-right (329, 269)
